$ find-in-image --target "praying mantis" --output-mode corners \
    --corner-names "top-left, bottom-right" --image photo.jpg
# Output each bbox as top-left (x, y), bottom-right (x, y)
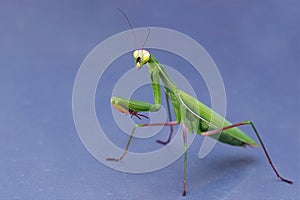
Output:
top-left (106, 10), bottom-right (293, 196)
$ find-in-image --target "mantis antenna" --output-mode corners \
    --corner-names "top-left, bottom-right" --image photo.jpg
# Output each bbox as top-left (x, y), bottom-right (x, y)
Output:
top-left (142, 27), bottom-right (151, 50)
top-left (117, 8), bottom-right (150, 50)
top-left (116, 8), bottom-right (138, 49)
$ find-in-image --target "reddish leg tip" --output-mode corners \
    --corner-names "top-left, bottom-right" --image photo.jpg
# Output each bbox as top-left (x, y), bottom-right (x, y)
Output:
top-left (128, 110), bottom-right (149, 120)
top-left (182, 191), bottom-right (186, 196)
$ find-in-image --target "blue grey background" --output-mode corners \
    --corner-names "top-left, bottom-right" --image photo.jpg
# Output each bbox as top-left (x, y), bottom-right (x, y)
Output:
top-left (1, 1), bottom-right (299, 199)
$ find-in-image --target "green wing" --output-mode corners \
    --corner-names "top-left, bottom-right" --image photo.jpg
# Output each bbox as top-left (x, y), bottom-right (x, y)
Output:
top-left (178, 90), bottom-right (258, 147)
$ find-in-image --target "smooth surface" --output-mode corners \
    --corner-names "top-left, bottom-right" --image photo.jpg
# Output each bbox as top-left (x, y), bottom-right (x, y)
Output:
top-left (1, 1), bottom-right (299, 199)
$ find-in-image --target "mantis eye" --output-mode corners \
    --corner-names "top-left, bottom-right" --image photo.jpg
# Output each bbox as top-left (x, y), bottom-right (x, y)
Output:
top-left (136, 57), bottom-right (141, 64)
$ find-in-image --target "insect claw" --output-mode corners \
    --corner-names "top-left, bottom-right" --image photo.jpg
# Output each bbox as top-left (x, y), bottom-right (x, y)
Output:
top-left (280, 177), bottom-right (293, 184)
top-left (106, 157), bottom-right (121, 162)
top-left (128, 110), bottom-right (148, 120)
top-left (137, 113), bottom-right (149, 119)
top-left (156, 139), bottom-right (170, 145)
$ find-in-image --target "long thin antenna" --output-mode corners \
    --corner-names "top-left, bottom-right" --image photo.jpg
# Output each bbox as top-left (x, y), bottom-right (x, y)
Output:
top-left (142, 27), bottom-right (151, 50)
top-left (116, 8), bottom-right (138, 49)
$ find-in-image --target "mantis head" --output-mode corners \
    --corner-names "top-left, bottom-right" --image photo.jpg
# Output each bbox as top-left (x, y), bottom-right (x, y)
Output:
top-left (133, 49), bottom-right (150, 69)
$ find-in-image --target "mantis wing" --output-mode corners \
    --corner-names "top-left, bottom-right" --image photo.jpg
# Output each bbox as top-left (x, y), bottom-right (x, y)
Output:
top-left (178, 90), bottom-right (258, 147)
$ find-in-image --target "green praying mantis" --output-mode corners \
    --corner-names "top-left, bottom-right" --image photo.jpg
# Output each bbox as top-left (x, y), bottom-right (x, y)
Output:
top-left (106, 10), bottom-right (293, 196)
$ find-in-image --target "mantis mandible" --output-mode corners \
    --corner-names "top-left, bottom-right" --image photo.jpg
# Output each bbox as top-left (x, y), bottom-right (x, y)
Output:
top-left (106, 10), bottom-right (293, 196)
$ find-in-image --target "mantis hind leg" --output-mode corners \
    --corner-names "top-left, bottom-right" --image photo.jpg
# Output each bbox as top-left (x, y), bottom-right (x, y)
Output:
top-left (202, 121), bottom-right (293, 184)
top-left (106, 121), bottom-right (180, 162)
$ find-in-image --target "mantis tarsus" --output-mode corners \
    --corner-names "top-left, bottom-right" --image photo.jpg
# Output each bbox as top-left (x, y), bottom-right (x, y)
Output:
top-left (106, 10), bottom-right (293, 196)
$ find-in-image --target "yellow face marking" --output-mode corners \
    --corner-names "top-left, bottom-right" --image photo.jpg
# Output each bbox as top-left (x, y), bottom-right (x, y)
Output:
top-left (133, 49), bottom-right (150, 69)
